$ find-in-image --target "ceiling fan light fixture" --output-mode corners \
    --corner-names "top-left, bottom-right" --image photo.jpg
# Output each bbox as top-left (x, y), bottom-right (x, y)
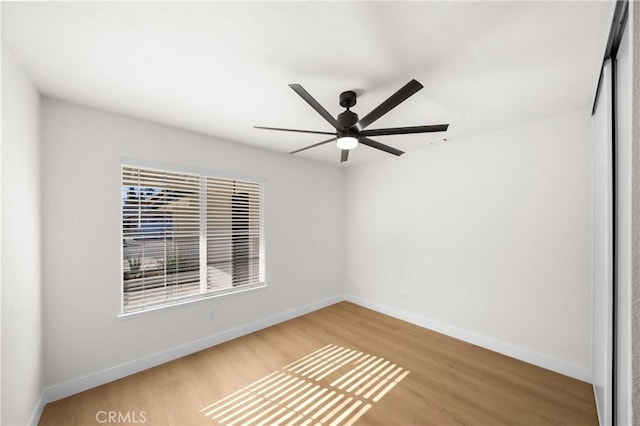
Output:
top-left (336, 136), bottom-right (358, 150)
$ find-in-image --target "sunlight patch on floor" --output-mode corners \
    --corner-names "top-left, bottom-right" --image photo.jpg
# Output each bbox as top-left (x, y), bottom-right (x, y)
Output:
top-left (200, 344), bottom-right (409, 425)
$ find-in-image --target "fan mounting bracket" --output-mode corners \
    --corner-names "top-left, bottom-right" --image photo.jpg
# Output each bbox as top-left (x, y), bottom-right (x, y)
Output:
top-left (339, 91), bottom-right (357, 109)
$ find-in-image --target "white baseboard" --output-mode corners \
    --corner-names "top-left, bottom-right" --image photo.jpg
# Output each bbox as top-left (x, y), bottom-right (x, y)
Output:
top-left (28, 391), bottom-right (45, 426)
top-left (593, 383), bottom-right (604, 426)
top-left (344, 293), bottom-right (592, 383)
top-left (42, 294), bottom-right (343, 404)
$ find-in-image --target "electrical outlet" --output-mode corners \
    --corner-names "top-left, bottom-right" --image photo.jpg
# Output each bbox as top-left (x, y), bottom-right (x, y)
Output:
top-left (401, 292), bottom-right (408, 301)
top-left (208, 310), bottom-right (217, 321)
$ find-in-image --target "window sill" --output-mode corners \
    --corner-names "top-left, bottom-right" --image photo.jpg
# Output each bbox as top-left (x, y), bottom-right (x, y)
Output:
top-left (117, 282), bottom-right (267, 320)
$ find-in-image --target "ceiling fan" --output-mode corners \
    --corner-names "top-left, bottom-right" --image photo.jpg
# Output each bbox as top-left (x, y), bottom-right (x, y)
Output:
top-left (255, 79), bottom-right (449, 163)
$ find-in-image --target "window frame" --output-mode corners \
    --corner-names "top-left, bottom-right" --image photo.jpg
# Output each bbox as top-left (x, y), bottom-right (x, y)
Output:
top-left (119, 159), bottom-right (266, 318)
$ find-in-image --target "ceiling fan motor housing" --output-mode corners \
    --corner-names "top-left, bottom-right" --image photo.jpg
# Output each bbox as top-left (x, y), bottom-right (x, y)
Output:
top-left (337, 110), bottom-right (359, 133)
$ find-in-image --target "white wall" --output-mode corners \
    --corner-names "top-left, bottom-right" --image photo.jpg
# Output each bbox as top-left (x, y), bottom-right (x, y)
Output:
top-left (1, 41), bottom-right (43, 425)
top-left (345, 110), bottom-right (593, 380)
top-left (40, 99), bottom-right (344, 388)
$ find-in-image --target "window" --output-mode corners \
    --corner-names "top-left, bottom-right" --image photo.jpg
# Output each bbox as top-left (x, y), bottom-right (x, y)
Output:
top-left (121, 163), bottom-right (264, 314)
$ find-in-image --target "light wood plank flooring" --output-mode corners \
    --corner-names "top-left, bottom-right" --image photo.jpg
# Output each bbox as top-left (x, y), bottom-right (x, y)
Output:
top-left (39, 302), bottom-right (597, 425)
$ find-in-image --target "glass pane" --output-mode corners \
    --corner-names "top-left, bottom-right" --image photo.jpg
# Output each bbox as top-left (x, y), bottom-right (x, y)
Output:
top-left (122, 168), bottom-right (201, 312)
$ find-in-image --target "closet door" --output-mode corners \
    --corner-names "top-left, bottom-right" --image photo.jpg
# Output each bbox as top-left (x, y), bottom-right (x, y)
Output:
top-left (591, 59), bottom-right (613, 426)
top-left (614, 19), bottom-right (632, 426)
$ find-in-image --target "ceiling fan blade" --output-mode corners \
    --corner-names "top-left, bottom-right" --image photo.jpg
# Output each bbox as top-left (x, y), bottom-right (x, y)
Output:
top-left (340, 149), bottom-right (349, 163)
top-left (357, 79), bottom-right (424, 130)
top-left (361, 124), bottom-right (449, 137)
top-left (289, 137), bottom-right (336, 154)
top-left (359, 137), bottom-right (404, 156)
top-left (289, 84), bottom-right (345, 131)
top-left (254, 126), bottom-right (336, 136)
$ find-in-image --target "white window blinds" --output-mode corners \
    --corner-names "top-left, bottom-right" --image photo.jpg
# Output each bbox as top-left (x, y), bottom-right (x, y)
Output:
top-left (122, 164), bottom-right (264, 314)
top-left (206, 178), bottom-right (262, 291)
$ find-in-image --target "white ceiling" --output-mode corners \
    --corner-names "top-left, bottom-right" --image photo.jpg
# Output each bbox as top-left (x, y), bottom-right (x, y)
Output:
top-left (1, 1), bottom-right (612, 166)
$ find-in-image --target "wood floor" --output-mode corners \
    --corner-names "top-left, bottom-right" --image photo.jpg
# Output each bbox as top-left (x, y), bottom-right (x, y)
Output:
top-left (39, 302), bottom-right (597, 425)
